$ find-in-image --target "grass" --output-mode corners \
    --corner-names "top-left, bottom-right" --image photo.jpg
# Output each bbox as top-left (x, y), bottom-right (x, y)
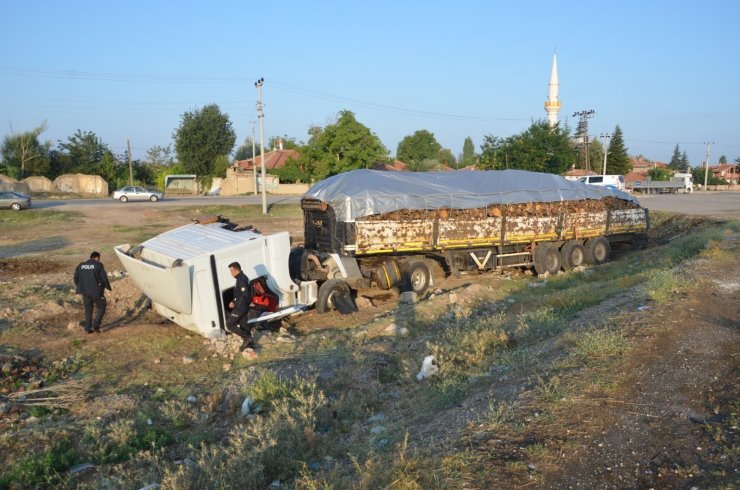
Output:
top-left (165, 203), bottom-right (302, 221)
top-left (0, 209), bottom-right (83, 226)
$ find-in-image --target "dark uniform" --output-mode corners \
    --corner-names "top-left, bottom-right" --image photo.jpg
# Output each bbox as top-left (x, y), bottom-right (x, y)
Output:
top-left (226, 271), bottom-right (253, 347)
top-left (74, 258), bottom-right (112, 332)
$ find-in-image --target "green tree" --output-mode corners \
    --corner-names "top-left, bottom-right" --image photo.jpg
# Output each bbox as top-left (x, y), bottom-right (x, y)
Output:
top-left (234, 137), bottom-right (262, 161)
top-left (145, 145), bottom-right (176, 167)
top-left (299, 110), bottom-right (388, 180)
top-left (668, 144), bottom-right (682, 170)
top-left (438, 148), bottom-right (456, 167)
top-left (589, 139), bottom-right (606, 174)
top-left (174, 104), bottom-right (236, 181)
top-left (396, 130), bottom-right (442, 165)
top-left (272, 157), bottom-right (311, 183)
top-left (1, 122), bottom-right (51, 178)
top-left (57, 130), bottom-right (112, 175)
top-left (462, 137), bottom-right (476, 167)
top-left (719, 155), bottom-right (727, 164)
top-left (605, 125), bottom-right (630, 175)
top-left (648, 167), bottom-right (671, 181)
top-left (267, 135), bottom-right (300, 150)
top-left (680, 151), bottom-right (690, 171)
top-left (478, 121), bottom-right (575, 174)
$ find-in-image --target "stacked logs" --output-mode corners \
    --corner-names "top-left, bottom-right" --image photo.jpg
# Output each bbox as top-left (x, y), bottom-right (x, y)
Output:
top-left (362, 197), bottom-right (641, 222)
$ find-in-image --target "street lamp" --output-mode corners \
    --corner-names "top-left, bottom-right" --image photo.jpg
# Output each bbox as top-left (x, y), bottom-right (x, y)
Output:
top-left (600, 132), bottom-right (611, 176)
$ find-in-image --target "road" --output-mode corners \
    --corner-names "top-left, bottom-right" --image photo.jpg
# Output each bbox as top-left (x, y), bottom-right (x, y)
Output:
top-left (30, 194), bottom-right (302, 210)
top-left (634, 190), bottom-right (740, 219)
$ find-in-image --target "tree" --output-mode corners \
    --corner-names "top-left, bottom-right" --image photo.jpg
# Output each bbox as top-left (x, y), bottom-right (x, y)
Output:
top-left (589, 139), bottom-right (605, 174)
top-left (438, 148), bottom-right (456, 167)
top-left (478, 121), bottom-right (575, 174)
top-left (145, 145), bottom-right (176, 167)
top-left (299, 110), bottom-right (388, 180)
top-left (668, 144), bottom-right (682, 170)
top-left (234, 137), bottom-right (261, 161)
top-left (174, 104), bottom-right (236, 180)
top-left (680, 151), bottom-right (690, 171)
top-left (719, 155), bottom-right (727, 164)
top-left (267, 135), bottom-right (300, 151)
top-left (648, 167), bottom-right (671, 181)
top-left (461, 137), bottom-right (476, 167)
top-left (605, 125), bottom-right (630, 175)
top-left (396, 130), bottom-right (442, 165)
top-left (1, 122), bottom-right (50, 178)
top-left (57, 130), bottom-right (112, 175)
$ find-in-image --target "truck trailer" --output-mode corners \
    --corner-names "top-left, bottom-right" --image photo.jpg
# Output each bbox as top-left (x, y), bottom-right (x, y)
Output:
top-left (115, 169), bottom-right (648, 337)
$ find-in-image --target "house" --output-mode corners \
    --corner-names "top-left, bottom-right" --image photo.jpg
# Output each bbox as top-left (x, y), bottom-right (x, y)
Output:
top-left (710, 164), bottom-right (739, 184)
top-left (233, 148), bottom-right (301, 173)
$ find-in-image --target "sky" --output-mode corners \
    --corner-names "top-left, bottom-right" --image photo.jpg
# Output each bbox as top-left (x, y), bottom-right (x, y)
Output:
top-left (1, 0), bottom-right (739, 167)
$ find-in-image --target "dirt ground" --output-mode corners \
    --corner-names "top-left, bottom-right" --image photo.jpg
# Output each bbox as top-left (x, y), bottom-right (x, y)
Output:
top-left (0, 203), bottom-right (737, 488)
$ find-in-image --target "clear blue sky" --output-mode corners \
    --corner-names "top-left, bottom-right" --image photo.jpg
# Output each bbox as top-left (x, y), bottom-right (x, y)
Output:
top-left (1, 0), bottom-right (738, 166)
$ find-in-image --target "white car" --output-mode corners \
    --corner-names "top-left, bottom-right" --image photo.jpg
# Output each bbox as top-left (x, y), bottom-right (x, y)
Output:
top-left (577, 174), bottom-right (625, 191)
top-left (112, 186), bottom-right (164, 202)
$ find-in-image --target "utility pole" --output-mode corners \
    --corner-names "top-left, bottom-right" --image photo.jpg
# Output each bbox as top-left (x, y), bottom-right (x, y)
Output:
top-left (127, 139), bottom-right (133, 186)
top-left (703, 141), bottom-right (713, 189)
top-left (600, 132), bottom-right (611, 176)
top-left (255, 78), bottom-right (267, 214)
top-left (251, 121), bottom-right (257, 196)
top-left (573, 110), bottom-right (595, 172)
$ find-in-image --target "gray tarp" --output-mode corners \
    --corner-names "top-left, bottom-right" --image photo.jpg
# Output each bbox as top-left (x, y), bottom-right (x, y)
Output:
top-left (304, 169), bottom-right (639, 222)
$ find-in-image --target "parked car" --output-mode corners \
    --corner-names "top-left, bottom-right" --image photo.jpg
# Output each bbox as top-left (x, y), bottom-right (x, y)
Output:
top-left (0, 190), bottom-right (32, 211)
top-left (112, 186), bottom-right (164, 203)
top-left (577, 174), bottom-right (625, 191)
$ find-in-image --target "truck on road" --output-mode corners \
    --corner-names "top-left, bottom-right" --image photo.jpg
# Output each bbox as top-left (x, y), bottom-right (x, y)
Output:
top-left (632, 173), bottom-right (693, 194)
top-left (115, 169), bottom-right (649, 338)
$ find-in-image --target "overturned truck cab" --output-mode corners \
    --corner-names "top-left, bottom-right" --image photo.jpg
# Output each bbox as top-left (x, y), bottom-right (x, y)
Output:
top-left (114, 215), bottom-right (318, 338)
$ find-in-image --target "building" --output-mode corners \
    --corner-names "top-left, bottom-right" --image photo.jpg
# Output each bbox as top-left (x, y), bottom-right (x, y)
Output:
top-left (544, 53), bottom-right (561, 127)
top-left (710, 164), bottom-right (739, 184)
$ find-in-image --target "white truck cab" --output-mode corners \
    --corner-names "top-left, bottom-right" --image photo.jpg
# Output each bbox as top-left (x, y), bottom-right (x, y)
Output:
top-left (577, 174), bottom-right (625, 191)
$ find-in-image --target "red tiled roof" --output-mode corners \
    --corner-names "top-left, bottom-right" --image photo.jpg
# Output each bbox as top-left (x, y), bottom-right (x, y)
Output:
top-left (234, 150), bottom-right (301, 171)
top-left (564, 169), bottom-right (598, 177)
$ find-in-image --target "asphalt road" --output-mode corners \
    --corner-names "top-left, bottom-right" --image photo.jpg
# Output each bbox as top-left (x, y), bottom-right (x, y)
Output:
top-left (30, 194), bottom-right (302, 210)
top-left (634, 190), bottom-right (740, 219)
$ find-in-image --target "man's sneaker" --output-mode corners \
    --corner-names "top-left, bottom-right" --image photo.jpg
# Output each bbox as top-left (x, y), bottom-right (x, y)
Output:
top-left (241, 348), bottom-right (258, 360)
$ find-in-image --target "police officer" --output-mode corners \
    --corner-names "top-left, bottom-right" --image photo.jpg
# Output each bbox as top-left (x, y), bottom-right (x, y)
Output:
top-left (226, 261), bottom-right (254, 351)
top-left (74, 251), bottom-right (112, 333)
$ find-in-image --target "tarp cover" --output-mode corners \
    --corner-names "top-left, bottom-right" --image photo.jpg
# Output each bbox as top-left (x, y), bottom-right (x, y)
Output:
top-left (304, 169), bottom-right (639, 222)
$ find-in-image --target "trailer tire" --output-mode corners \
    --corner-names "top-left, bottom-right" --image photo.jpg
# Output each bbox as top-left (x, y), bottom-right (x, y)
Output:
top-left (534, 245), bottom-right (561, 276)
top-left (560, 241), bottom-right (586, 270)
top-left (316, 279), bottom-right (356, 314)
top-left (374, 260), bottom-right (401, 290)
top-left (403, 260), bottom-right (432, 296)
top-left (585, 237), bottom-right (611, 265)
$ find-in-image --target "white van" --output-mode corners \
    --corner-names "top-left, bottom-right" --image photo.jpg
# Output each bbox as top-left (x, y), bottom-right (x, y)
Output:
top-left (577, 174), bottom-right (625, 191)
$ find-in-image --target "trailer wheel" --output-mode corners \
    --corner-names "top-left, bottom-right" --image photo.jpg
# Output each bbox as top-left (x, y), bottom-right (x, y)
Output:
top-left (374, 260), bottom-right (401, 290)
top-left (316, 279), bottom-right (357, 314)
top-left (560, 241), bottom-right (586, 270)
top-left (585, 237), bottom-right (611, 265)
top-left (403, 260), bottom-right (432, 296)
top-left (533, 245), bottom-right (561, 276)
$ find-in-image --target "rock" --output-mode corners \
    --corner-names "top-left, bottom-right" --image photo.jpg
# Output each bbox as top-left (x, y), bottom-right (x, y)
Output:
top-left (182, 355), bottom-right (196, 364)
top-left (268, 481), bottom-right (281, 489)
top-left (369, 425), bottom-right (386, 434)
top-left (367, 413), bottom-right (386, 423)
top-left (528, 281), bottom-right (547, 288)
top-left (355, 296), bottom-right (373, 308)
top-left (466, 283), bottom-right (484, 295)
top-left (186, 395), bottom-right (197, 404)
top-left (523, 269), bottom-right (533, 276)
top-left (153, 358), bottom-right (161, 364)
top-left (416, 355), bottom-right (438, 381)
top-left (139, 484), bottom-right (161, 490)
top-left (1, 363), bottom-right (11, 374)
top-left (433, 288), bottom-right (444, 295)
top-left (276, 335), bottom-right (296, 343)
top-left (25, 416), bottom-right (40, 424)
top-left (448, 292), bottom-right (458, 304)
top-left (398, 327), bottom-right (409, 337)
top-left (399, 291), bottom-right (417, 304)
top-left (242, 348), bottom-right (258, 360)
top-left (241, 396), bottom-right (254, 416)
top-left (67, 321), bottom-right (80, 331)
top-left (223, 363), bottom-right (232, 371)
top-left (147, 418), bottom-right (153, 425)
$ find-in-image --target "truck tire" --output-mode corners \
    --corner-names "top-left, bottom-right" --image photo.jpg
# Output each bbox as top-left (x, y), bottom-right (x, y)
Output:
top-left (316, 279), bottom-right (356, 314)
top-left (403, 260), bottom-right (432, 296)
top-left (534, 245), bottom-right (561, 276)
top-left (560, 241), bottom-right (586, 271)
top-left (585, 237), bottom-right (610, 265)
top-left (374, 260), bottom-right (401, 290)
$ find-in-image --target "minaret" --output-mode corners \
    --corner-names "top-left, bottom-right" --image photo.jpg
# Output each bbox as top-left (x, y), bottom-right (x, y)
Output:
top-left (544, 52), bottom-right (561, 127)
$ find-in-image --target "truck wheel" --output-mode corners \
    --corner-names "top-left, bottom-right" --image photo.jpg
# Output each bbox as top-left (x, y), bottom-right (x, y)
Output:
top-left (403, 260), bottom-right (432, 296)
top-left (316, 279), bottom-right (356, 314)
top-left (585, 237), bottom-right (611, 265)
top-left (120, 196), bottom-right (128, 203)
top-left (560, 241), bottom-right (586, 270)
top-left (534, 245), bottom-right (561, 276)
top-left (374, 260), bottom-right (401, 290)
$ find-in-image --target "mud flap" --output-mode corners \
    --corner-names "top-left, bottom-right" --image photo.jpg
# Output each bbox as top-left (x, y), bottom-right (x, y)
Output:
top-left (332, 290), bottom-right (358, 315)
